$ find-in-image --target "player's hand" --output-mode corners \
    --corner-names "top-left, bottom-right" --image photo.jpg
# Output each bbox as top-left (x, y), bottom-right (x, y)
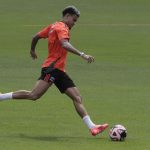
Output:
top-left (81, 54), bottom-right (94, 63)
top-left (30, 50), bottom-right (37, 59)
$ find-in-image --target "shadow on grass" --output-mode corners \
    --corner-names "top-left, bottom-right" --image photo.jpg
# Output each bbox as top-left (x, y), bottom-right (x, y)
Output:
top-left (17, 133), bottom-right (107, 142)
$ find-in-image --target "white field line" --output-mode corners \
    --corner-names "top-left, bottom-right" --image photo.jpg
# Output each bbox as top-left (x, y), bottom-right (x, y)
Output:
top-left (23, 23), bottom-right (150, 27)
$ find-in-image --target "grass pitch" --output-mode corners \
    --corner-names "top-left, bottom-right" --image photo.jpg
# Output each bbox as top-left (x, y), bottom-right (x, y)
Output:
top-left (0, 0), bottom-right (150, 150)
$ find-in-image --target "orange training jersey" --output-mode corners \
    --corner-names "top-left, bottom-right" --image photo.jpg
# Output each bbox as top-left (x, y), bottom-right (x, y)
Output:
top-left (37, 21), bottom-right (70, 72)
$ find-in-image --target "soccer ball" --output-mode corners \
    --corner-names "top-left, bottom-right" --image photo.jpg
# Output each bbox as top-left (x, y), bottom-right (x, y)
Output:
top-left (109, 124), bottom-right (127, 141)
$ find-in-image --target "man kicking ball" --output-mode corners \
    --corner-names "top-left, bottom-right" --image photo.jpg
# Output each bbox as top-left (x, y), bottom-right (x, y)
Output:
top-left (0, 6), bottom-right (108, 136)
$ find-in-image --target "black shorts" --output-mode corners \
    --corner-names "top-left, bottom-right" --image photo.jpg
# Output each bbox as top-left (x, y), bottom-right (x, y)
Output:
top-left (38, 67), bottom-right (76, 93)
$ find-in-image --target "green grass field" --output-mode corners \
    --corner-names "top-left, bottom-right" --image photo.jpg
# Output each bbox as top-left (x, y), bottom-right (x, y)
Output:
top-left (0, 0), bottom-right (150, 149)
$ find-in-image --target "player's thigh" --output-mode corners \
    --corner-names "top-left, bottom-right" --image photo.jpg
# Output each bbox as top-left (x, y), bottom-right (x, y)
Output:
top-left (31, 79), bottom-right (52, 96)
top-left (65, 87), bottom-right (81, 100)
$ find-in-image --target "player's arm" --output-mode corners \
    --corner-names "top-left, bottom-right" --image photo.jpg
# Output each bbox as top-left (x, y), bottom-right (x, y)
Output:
top-left (60, 39), bottom-right (94, 63)
top-left (30, 34), bottom-right (42, 59)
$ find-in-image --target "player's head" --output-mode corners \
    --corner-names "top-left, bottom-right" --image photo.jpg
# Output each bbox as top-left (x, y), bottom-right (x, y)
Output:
top-left (62, 6), bottom-right (80, 29)
top-left (62, 6), bottom-right (80, 17)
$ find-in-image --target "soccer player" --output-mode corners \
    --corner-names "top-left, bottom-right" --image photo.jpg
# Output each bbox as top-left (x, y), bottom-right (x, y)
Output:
top-left (0, 6), bottom-right (108, 136)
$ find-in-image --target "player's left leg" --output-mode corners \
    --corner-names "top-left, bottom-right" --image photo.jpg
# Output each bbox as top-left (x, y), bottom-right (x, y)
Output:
top-left (65, 87), bottom-right (109, 136)
top-left (0, 79), bottom-right (52, 101)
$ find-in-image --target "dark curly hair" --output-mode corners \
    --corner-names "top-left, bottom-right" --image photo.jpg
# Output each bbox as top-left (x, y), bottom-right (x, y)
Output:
top-left (62, 6), bottom-right (80, 17)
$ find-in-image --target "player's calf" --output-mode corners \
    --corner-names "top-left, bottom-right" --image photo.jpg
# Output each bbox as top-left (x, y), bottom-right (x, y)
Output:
top-left (28, 92), bottom-right (42, 101)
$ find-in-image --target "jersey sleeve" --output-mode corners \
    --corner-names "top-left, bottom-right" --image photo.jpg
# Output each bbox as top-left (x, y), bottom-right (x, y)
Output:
top-left (37, 25), bottom-right (51, 39)
top-left (56, 27), bottom-right (70, 41)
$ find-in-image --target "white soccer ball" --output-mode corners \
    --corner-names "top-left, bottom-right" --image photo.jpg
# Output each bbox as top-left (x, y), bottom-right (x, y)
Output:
top-left (109, 124), bottom-right (127, 141)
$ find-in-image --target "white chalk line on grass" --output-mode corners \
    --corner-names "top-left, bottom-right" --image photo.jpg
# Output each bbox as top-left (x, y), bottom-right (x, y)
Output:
top-left (23, 23), bottom-right (150, 27)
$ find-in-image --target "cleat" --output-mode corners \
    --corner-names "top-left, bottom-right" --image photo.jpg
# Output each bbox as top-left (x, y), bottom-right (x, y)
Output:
top-left (90, 123), bottom-right (109, 136)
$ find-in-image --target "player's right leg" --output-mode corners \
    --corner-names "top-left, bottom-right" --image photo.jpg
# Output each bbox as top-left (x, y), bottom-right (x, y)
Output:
top-left (0, 79), bottom-right (52, 101)
top-left (65, 87), bottom-right (109, 136)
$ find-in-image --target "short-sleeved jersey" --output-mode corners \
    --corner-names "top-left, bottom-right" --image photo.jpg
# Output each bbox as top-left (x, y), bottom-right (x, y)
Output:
top-left (37, 21), bottom-right (70, 72)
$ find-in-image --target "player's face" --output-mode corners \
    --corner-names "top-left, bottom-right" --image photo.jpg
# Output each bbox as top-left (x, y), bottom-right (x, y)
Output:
top-left (66, 14), bottom-right (79, 29)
